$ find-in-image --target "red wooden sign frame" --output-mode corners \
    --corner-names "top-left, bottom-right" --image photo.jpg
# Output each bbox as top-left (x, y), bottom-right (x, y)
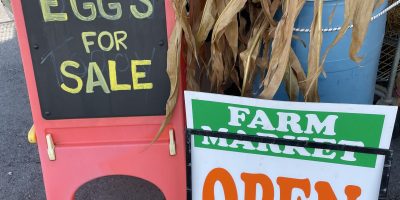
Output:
top-left (12, 0), bottom-right (187, 199)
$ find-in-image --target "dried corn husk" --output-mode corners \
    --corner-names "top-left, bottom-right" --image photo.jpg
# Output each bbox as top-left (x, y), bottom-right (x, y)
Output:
top-left (306, 0), bottom-right (379, 102)
top-left (349, 0), bottom-right (376, 62)
top-left (305, 0), bottom-right (323, 102)
top-left (152, 0), bottom-right (183, 143)
top-left (210, 0), bottom-right (247, 92)
top-left (157, 0), bottom-right (384, 141)
top-left (259, 0), bottom-right (305, 99)
top-left (241, 13), bottom-right (268, 96)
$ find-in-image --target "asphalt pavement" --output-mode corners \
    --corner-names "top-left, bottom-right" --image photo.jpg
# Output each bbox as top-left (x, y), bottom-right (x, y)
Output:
top-left (0, 28), bottom-right (45, 199)
top-left (1, 4), bottom-right (400, 200)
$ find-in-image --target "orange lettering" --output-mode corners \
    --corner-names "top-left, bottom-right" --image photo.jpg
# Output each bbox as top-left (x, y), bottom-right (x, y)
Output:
top-left (202, 169), bottom-right (362, 200)
top-left (315, 181), bottom-right (362, 200)
top-left (241, 173), bottom-right (274, 200)
top-left (203, 168), bottom-right (238, 200)
top-left (315, 181), bottom-right (337, 200)
top-left (345, 185), bottom-right (362, 200)
top-left (277, 177), bottom-right (311, 200)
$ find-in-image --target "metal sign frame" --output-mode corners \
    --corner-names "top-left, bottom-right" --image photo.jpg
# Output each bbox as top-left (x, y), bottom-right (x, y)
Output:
top-left (186, 129), bottom-right (394, 200)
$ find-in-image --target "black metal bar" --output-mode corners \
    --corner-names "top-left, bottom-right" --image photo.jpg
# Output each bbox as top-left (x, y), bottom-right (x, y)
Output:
top-left (187, 129), bottom-right (391, 156)
top-left (186, 131), bottom-right (192, 200)
top-left (379, 150), bottom-right (394, 200)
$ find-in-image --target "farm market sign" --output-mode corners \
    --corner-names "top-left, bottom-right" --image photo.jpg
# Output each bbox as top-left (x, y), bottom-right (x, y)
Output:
top-left (21, 0), bottom-right (170, 119)
top-left (185, 91), bottom-right (397, 200)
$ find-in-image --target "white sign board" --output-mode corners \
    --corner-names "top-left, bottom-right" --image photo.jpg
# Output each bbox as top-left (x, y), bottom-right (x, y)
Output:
top-left (185, 91), bottom-right (397, 200)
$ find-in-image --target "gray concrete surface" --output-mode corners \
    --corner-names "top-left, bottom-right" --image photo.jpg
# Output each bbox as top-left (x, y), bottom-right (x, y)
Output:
top-left (0, 1), bottom-right (12, 23)
top-left (1, 0), bottom-right (11, 10)
top-left (0, 30), bottom-right (45, 200)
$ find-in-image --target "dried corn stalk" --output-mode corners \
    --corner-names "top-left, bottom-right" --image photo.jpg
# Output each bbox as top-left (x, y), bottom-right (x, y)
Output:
top-left (157, 0), bottom-right (385, 140)
top-left (153, 0), bottom-right (184, 143)
top-left (210, 0), bottom-right (247, 92)
top-left (305, 0), bottom-right (323, 102)
top-left (259, 0), bottom-right (305, 99)
top-left (306, 0), bottom-right (380, 103)
top-left (349, 0), bottom-right (376, 62)
top-left (240, 13), bottom-right (268, 97)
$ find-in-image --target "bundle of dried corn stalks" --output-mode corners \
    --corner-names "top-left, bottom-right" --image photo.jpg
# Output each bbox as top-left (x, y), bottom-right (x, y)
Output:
top-left (156, 0), bottom-right (384, 139)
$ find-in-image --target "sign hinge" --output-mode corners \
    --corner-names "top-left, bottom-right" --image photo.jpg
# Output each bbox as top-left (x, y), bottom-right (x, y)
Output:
top-left (46, 134), bottom-right (56, 161)
top-left (169, 129), bottom-right (176, 156)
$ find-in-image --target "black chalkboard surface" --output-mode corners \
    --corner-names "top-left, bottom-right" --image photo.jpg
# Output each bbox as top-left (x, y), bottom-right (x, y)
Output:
top-left (21, 0), bottom-right (170, 120)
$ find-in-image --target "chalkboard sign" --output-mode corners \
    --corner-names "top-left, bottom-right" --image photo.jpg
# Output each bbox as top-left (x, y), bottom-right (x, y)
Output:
top-left (21, 0), bottom-right (170, 120)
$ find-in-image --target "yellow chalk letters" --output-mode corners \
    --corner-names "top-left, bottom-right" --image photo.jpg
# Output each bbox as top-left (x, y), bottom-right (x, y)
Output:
top-left (109, 60), bottom-right (131, 91)
top-left (97, 0), bottom-right (122, 20)
top-left (60, 61), bottom-right (83, 94)
top-left (81, 31), bottom-right (128, 53)
top-left (59, 60), bottom-right (154, 94)
top-left (131, 60), bottom-right (153, 90)
top-left (40, 0), bottom-right (154, 22)
top-left (130, 0), bottom-right (154, 19)
top-left (70, 0), bottom-right (97, 21)
top-left (39, 0), bottom-right (68, 22)
top-left (86, 62), bottom-right (111, 94)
